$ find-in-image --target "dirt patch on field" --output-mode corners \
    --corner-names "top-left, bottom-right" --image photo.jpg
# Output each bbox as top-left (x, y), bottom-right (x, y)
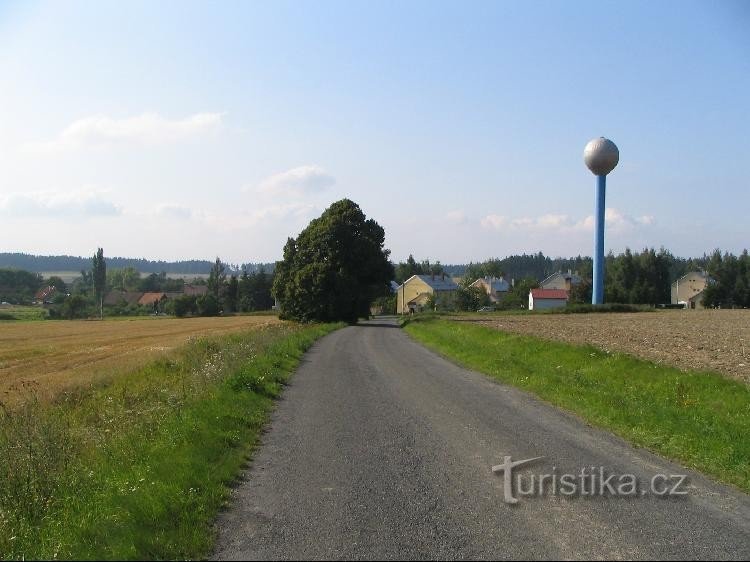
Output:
top-left (465, 310), bottom-right (750, 383)
top-left (0, 315), bottom-right (282, 403)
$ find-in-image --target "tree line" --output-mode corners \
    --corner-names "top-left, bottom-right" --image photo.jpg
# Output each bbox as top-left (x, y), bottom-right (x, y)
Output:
top-left (0, 252), bottom-right (275, 275)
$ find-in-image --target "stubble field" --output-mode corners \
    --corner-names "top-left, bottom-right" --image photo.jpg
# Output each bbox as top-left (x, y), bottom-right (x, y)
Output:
top-left (465, 309), bottom-right (750, 383)
top-left (0, 315), bottom-right (281, 403)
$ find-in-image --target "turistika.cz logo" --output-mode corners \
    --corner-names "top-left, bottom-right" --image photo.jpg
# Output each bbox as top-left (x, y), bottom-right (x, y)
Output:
top-left (491, 456), bottom-right (689, 504)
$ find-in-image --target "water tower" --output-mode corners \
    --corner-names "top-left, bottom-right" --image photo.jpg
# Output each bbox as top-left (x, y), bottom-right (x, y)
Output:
top-left (583, 137), bottom-right (619, 305)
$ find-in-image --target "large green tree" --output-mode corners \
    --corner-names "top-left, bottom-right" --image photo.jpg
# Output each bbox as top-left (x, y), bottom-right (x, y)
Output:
top-left (273, 199), bottom-right (394, 323)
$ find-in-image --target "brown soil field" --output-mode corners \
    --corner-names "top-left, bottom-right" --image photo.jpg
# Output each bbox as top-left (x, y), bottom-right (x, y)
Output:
top-left (464, 309), bottom-right (750, 383)
top-left (0, 315), bottom-right (281, 403)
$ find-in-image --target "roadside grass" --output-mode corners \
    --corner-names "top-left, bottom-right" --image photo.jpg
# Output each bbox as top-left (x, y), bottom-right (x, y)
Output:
top-left (404, 316), bottom-right (750, 493)
top-left (0, 321), bottom-right (341, 560)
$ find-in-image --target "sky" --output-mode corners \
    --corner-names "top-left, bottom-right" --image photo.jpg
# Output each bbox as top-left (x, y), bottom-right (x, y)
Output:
top-left (0, 0), bottom-right (748, 265)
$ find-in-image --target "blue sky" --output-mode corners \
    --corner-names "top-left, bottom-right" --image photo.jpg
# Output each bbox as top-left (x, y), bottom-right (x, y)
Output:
top-left (0, 0), bottom-right (748, 264)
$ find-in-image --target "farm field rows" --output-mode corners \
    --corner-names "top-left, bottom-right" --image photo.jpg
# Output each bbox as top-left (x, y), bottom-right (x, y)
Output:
top-left (464, 309), bottom-right (750, 383)
top-left (0, 315), bottom-right (281, 402)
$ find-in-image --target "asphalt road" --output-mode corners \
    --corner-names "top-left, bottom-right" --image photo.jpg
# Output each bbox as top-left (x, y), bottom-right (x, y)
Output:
top-left (213, 317), bottom-right (750, 560)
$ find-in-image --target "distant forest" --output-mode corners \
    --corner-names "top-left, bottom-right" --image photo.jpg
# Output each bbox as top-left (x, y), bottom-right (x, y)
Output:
top-left (0, 253), bottom-right (275, 275)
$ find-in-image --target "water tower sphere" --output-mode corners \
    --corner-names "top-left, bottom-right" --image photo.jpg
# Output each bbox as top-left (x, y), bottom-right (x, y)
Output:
top-left (583, 137), bottom-right (619, 176)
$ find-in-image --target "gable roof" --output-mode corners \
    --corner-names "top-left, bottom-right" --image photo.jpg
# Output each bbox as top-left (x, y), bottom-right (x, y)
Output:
top-left (471, 276), bottom-right (510, 293)
top-left (540, 271), bottom-right (582, 286)
top-left (184, 284), bottom-right (208, 296)
top-left (414, 274), bottom-right (458, 291)
top-left (671, 271), bottom-right (708, 286)
top-left (530, 288), bottom-right (569, 300)
top-left (103, 290), bottom-right (142, 306)
top-left (138, 292), bottom-right (167, 306)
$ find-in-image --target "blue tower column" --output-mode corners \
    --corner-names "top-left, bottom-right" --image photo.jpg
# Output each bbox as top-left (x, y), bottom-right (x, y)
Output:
top-left (592, 175), bottom-right (606, 305)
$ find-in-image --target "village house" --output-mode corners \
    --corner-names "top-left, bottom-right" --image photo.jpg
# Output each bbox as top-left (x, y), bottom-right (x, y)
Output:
top-left (528, 288), bottom-right (568, 311)
top-left (34, 285), bottom-right (58, 304)
top-left (396, 274), bottom-right (458, 314)
top-left (540, 270), bottom-right (582, 291)
top-left (671, 271), bottom-right (708, 309)
top-left (469, 276), bottom-right (510, 303)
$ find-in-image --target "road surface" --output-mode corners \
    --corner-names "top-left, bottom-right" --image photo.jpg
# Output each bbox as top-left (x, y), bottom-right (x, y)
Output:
top-left (213, 318), bottom-right (750, 560)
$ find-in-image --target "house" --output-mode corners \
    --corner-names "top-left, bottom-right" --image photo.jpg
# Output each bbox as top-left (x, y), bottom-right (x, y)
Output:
top-left (35, 286), bottom-right (58, 303)
top-left (396, 274), bottom-right (458, 314)
top-left (138, 292), bottom-right (168, 310)
top-left (540, 270), bottom-right (582, 291)
top-left (528, 288), bottom-right (568, 311)
top-left (184, 284), bottom-right (209, 296)
top-left (671, 271), bottom-right (708, 309)
top-left (103, 290), bottom-right (142, 307)
top-left (470, 276), bottom-right (510, 303)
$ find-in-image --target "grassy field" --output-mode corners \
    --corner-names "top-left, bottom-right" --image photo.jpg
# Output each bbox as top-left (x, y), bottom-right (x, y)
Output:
top-left (0, 320), bottom-right (341, 560)
top-left (404, 316), bottom-right (750, 493)
top-left (0, 315), bottom-right (282, 404)
top-left (0, 305), bottom-right (48, 322)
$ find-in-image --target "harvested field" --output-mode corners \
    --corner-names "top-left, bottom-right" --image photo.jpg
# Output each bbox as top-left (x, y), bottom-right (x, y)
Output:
top-left (0, 315), bottom-right (281, 402)
top-left (464, 309), bottom-right (750, 383)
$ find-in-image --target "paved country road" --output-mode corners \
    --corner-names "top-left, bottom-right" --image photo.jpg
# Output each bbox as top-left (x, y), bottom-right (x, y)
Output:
top-left (213, 318), bottom-right (750, 560)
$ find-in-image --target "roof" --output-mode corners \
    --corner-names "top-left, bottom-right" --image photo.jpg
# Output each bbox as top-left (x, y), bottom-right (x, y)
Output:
top-left (184, 284), bottom-right (208, 296)
top-left (35, 286), bottom-right (57, 300)
top-left (540, 271), bottom-right (582, 286)
top-left (672, 271), bottom-right (708, 285)
top-left (138, 292), bottom-right (167, 306)
top-left (530, 288), bottom-right (569, 300)
top-left (471, 276), bottom-right (510, 293)
top-left (390, 281), bottom-right (400, 293)
top-left (413, 274), bottom-right (458, 291)
top-left (103, 290), bottom-right (142, 306)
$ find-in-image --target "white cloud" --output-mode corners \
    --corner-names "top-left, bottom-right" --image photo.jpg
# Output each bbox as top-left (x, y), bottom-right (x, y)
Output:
top-left (0, 189), bottom-right (121, 218)
top-left (29, 112), bottom-right (224, 151)
top-left (445, 210), bottom-right (468, 225)
top-left (254, 165), bottom-right (335, 196)
top-left (481, 208), bottom-right (655, 234)
top-left (480, 214), bottom-right (507, 229)
top-left (155, 204), bottom-right (193, 220)
top-left (575, 208), bottom-right (657, 233)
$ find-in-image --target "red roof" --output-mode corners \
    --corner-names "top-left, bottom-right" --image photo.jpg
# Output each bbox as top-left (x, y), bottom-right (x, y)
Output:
top-left (530, 288), bottom-right (568, 300)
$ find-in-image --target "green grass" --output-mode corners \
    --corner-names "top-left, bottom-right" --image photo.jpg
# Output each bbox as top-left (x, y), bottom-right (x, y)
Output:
top-left (404, 316), bottom-right (750, 493)
top-left (0, 305), bottom-right (48, 321)
top-left (0, 321), bottom-right (341, 560)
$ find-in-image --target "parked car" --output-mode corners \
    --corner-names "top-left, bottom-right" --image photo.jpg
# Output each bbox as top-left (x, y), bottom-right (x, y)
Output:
top-left (477, 306), bottom-right (495, 312)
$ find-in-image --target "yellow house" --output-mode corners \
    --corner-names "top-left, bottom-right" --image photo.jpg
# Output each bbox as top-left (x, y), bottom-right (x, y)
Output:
top-left (396, 274), bottom-right (458, 314)
top-left (671, 271), bottom-right (708, 309)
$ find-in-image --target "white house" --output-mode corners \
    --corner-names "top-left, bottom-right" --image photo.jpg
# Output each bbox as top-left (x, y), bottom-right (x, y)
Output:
top-left (528, 288), bottom-right (568, 311)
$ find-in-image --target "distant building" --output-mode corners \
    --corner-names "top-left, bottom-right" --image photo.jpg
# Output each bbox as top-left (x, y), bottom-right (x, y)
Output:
top-left (540, 270), bottom-right (582, 291)
top-left (103, 290), bottom-right (142, 307)
top-left (34, 286), bottom-right (58, 303)
top-left (470, 276), bottom-right (510, 303)
top-left (528, 288), bottom-right (568, 311)
top-left (671, 271), bottom-right (708, 309)
top-left (138, 292), bottom-right (168, 310)
top-left (396, 274), bottom-right (458, 314)
top-left (184, 284), bottom-right (209, 296)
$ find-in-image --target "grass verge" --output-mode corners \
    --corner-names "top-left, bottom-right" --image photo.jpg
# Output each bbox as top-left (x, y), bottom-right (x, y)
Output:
top-left (0, 321), bottom-right (341, 560)
top-left (403, 316), bottom-right (750, 492)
